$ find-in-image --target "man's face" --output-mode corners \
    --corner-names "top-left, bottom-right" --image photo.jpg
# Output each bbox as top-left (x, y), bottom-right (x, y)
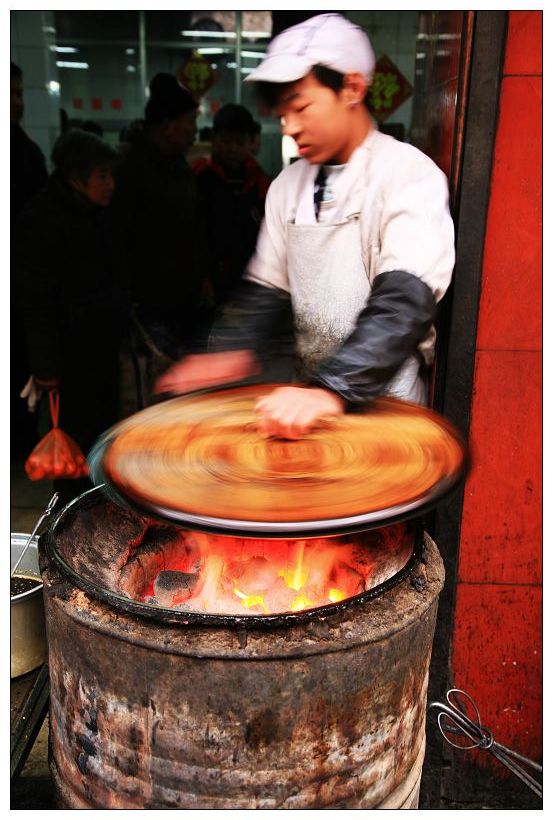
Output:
top-left (72, 165), bottom-right (115, 207)
top-left (165, 110), bottom-right (197, 155)
top-left (277, 73), bottom-right (354, 165)
top-left (11, 75), bottom-right (24, 125)
top-left (249, 131), bottom-right (261, 157)
top-left (212, 130), bottom-right (250, 174)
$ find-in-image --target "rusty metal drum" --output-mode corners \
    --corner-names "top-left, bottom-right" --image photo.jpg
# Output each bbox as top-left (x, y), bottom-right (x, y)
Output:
top-left (42, 495), bottom-right (444, 810)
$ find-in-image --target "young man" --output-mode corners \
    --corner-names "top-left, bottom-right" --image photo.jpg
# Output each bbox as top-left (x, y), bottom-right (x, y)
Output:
top-left (157, 13), bottom-right (455, 440)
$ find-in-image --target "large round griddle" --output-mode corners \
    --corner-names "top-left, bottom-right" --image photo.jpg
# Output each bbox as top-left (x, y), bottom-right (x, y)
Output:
top-left (90, 385), bottom-right (467, 536)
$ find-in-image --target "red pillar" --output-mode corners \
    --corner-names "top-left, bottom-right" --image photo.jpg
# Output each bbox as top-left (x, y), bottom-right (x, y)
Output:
top-left (451, 10), bottom-right (542, 762)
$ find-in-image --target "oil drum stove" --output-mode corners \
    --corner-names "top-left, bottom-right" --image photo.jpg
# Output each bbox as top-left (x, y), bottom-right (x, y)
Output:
top-left (42, 489), bottom-right (444, 809)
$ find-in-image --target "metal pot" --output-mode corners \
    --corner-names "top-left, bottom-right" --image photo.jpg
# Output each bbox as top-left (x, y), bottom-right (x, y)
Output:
top-left (11, 533), bottom-right (47, 678)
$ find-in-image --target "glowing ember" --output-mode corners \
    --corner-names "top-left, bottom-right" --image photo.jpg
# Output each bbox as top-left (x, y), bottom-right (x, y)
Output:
top-left (135, 524), bottom-right (412, 617)
top-left (290, 594), bottom-right (315, 612)
top-left (234, 587), bottom-right (269, 614)
top-left (328, 588), bottom-right (347, 603)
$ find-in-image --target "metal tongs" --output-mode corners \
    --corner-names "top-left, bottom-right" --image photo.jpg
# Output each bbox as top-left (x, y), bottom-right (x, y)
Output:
top-left (428, 688), bottom-right (542, 799)
top-left (11, 492), bottom-right (59, 578)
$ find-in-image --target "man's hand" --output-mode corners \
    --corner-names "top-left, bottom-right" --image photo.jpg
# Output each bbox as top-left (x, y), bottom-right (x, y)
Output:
top-left (20, 376), bottom-right (61, 413)
top-left (20, 376), bottom-right (43, 413)
top-left (254, 386), bottom-right (345, 440)
top-left (155, 349), bottom-right (259, 396)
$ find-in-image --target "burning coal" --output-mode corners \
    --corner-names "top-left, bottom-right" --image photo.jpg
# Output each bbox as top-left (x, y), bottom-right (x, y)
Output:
top-left (129, 525), bottom-right (411, 617)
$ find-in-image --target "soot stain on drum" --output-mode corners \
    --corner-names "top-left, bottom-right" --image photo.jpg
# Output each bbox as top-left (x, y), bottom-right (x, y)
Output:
top-left (410, 563), bottom-right (428, 592)
top-left (77, 752), bottom-right (89, 775)
top-left (245, 708), bottom-right (278, 749)
top-left (85, 705), bottom-right (98, 734)
top-left (77, 733), bottom-right (97, 757)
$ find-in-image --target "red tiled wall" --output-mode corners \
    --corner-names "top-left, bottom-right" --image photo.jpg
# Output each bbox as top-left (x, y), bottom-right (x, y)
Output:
top-left (451, 11), bottom-right (542, 761)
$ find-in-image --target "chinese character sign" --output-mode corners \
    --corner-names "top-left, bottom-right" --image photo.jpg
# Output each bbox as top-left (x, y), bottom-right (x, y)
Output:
top-left (177, 51), bottom-right (216, 98)
top-left (366, 55), bottom-right (413, 123)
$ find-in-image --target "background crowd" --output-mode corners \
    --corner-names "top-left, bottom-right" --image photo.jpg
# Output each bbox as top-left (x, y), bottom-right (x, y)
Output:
top-left (11, 61), bottom-right (271, 503)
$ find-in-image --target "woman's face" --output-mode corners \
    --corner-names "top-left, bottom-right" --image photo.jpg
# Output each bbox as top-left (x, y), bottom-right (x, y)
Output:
top-left (277, 73), bottom-right (365, 165)
top-left (72, 164), bottom-right (115, 207)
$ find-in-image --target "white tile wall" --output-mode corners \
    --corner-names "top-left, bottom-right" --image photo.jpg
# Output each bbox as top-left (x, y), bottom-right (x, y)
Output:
top-left (348, 11), bottom-right (419, 138)
top-left (11, 10), bottom-right (60, 168)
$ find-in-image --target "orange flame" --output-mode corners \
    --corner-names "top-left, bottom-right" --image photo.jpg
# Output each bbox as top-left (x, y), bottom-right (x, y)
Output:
top-left (328, 588), bottom-right (346, 603)
top-left (278, 540), bottom-right (309, 591)
top-left (234, 587), bottom-right (269, 614)
top-left (138, 527), bottom-right (400, 616)
top-left (290, 594), bottom-right (315, 612)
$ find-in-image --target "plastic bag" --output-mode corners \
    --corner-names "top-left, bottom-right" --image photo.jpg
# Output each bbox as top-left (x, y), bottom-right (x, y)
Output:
top-left (25, 391), bottom-right (88, 481)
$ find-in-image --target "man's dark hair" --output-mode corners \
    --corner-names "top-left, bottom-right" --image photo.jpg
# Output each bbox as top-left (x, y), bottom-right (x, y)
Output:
top-left (81, 119), bottom-right (104, 137)
top-left (213, 103), bottom-right (255, 136)
top-left (51, 129), bottom-right (119, 182)
top-left (255, 64), bottom-right (345, 109)
top-left (11, 61), bottom-right (23, 79)
top-left (145, 73), bottom-right (197, 124)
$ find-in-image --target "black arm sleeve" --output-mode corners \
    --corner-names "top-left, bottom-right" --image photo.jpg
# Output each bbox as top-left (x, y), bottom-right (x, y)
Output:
top-left (208, 279), bottom-right (293, 354)
top-left (309, 270), bottom-right (437, 405)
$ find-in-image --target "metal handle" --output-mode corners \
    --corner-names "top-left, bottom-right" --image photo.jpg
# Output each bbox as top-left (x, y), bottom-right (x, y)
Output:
top-left (428, 688), bottom-right (542, 799)
top-left (11, 492), bottom-right (59, 578)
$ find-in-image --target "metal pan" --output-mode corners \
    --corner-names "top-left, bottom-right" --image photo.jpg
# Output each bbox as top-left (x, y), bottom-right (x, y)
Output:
top-left (89, 405), bottom-right (468, 538)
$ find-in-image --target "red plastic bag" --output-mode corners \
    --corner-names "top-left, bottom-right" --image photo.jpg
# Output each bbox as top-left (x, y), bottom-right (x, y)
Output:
top-left (25, 391), bottom-right (88, 481)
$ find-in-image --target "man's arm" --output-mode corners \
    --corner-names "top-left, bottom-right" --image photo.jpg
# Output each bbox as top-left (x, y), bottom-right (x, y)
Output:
top-left (208, 279), bottom-right (292, 354)
top-left (309, 270), bottom-right (436, 404)
top-left (310, 157), bottom-right (455, 405)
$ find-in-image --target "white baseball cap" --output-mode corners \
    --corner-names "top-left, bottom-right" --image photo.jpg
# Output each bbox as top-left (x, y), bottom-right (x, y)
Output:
top-left (244, 13), bottom-right (375, 86)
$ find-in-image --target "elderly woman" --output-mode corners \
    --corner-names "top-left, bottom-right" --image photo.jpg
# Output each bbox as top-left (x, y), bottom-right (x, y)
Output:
top-left (16, 129), bottom-right (127, 502)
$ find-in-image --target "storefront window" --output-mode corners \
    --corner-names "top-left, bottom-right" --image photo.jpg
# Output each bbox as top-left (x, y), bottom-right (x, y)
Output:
top-left (14, 10), bottom-right (456, 176)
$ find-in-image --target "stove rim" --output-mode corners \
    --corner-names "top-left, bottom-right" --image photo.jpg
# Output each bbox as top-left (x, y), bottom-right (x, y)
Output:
top-left (43, 488), bottom-right (425, 630)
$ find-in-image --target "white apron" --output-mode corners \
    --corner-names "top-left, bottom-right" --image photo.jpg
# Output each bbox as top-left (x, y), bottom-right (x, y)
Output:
top-left (286, 212), bottom-right (427, 405)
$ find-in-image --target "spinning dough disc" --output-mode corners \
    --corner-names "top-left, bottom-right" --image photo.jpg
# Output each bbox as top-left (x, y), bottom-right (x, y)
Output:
top-left (99, 385), bottom-right (466, 533)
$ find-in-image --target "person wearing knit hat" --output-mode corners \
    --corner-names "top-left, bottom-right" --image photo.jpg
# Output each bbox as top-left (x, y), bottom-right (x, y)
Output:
top-left (144, 72), bottom-right (198, 155)
top-left (110, 73), bottom-right (211, 408)
top-left (157, 14), bottom-right (455, 442)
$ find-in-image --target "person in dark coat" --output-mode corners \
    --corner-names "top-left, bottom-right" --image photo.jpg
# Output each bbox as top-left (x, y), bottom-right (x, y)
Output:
top-left (193, 104), bottom-right (271, 305)
top-left (110, 73), bottom-right (210, 397)
top-left (11, 61), bottom-right (49, 457)
top-left (16, 129), bottom-right (126, 503)
top-left (11, 62), bottom-right (48, 221)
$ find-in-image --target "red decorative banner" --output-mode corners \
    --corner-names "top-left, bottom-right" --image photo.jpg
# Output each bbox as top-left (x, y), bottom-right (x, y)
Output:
top-left (91, 97), bottom-right (103, 111)
top-left (366, 54), bottom-right (413, 123)
top-left (72, 98), bottom-right (83, 110)
top-left (177, 50), bottom-right (216, 99)
top-left (111, 98), bottom-right (122, 110)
